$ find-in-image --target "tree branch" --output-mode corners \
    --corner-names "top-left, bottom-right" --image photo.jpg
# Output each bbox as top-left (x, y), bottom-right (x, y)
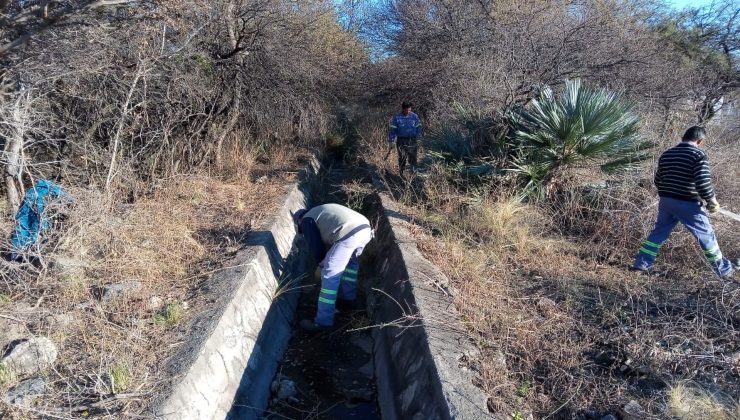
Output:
top-left (0, 0), bottom-right (140, 58)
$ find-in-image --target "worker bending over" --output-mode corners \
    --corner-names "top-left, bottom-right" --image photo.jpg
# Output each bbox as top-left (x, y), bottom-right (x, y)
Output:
top-left (293, 203), bottom-right (373, 331)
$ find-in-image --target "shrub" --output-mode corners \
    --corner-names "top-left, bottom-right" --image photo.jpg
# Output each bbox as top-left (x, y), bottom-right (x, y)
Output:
top-left (0, 362), bottom-right (16, 386)
top-left (110, 361), bottom-right (132, 394)
top-left (0, 293), bottom-right (11, 305)
top-left (425, 102), bottom-right (508, 168)
top-left (154, 303), bottom-right (185, 328)
top-left (510, 79), bottom-right (651, 196)
top-left (668, 382), bottom-right (738, 420)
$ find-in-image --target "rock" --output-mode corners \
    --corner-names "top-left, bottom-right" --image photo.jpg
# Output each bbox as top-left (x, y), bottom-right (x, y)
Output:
top-left (620, 400), bottom-right (648, 419)
top-left (127, 320), bottom-right (146, 342)
top-left (101, 280), bottom-right (142, 303)
top-left (332, 371), bottom-right (374, 401)
top-left (2, 337), bottom-right (58, 376)
top-left (148, 296), bottom-right (164, 311)
top-left (4, 377), bottom-right (47, 407)
top-left (358, 360), bottom-right (374, 378)
top-left (601, 415), bottom-right (618, 420)
top-left (731, 351), bottom-right (740, 365)
top-left (50, 257), bottom-right (87, 279)
top-left (583, 408), bottom-right (598, 418)
top-left (492, 349), bottom-right (507, 370)
top-left (43, 313), bottom-right (75, 329)
top-left (536, 297), bottom-right (557, 316)
top-left (0, 317), bottom-right (25, 349)
top-left (349, 334), bottom-right (373, 354)
top-left (76, 300), bottom-right (99, 311)
top-left (270, 375), bottom-right (297, 401)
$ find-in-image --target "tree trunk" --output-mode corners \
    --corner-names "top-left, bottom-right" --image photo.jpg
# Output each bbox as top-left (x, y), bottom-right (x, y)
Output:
top-left (4, 148), bottom-right (23, 215)
top-left (214, 93), bottom-right (241, 168)
top-left (105, 66), bottom-right (143, 194)
top-left (4, 95), bottom-right (27, 215)
top-left (213, 0), bottom-right (243, 168)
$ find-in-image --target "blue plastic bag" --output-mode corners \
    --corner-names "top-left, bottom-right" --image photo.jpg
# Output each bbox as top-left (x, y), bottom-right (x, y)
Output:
top-left (10, 179), bottom-right (67, 260)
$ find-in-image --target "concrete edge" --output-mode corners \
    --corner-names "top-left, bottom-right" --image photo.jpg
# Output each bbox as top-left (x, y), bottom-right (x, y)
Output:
top-left (153, 157), bottom-right (320, 419)
top-left (365, 175), bottom-right (494, 420)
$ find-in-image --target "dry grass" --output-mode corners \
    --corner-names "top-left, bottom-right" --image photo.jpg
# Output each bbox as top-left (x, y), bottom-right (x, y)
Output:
top-left (409, 192), bottom-right (740, 418)
top-left (468, 198), bottom-right (552, 255)
top-left (0, 159), bottom-right (300, 417)
top-left (668, 382), bottom-right (739, 420)
top-left (54, 185), bottom-right (206, 289)
top-left (352, 106), bottom-right (400, 175)
top-left (348, 101), bottom-right (740, 418)
top-left (382, 157), bottom-right (740, 419)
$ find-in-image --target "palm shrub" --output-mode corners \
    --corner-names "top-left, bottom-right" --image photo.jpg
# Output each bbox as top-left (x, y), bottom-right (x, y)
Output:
top-left (425, 103), bottom-right (511, 176)
top-left (510, 79), bottom-right (651, 197)
top-left (425, 124), bottom-right (474, 163)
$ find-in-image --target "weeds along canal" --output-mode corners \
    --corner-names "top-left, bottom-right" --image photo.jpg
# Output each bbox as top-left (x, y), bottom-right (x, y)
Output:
top-left (264, 275), bottom-right (379, 419)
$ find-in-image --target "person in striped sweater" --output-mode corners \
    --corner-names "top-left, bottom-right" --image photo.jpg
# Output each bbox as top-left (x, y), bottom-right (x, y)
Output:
top-left (633, 126), bottom-right (736, 279)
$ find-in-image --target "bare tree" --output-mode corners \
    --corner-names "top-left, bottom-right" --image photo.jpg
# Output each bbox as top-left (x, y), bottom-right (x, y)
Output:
top-left (0, 0), bottom-right (142, 58)
top-left (362, 0), bottom-right (721, 117)
top-left (659, 0), bottom-right (740, 122)
top-left (0, 0), bottom-right (365, 196)
top-left (0, 92), bottom-right (31, 213)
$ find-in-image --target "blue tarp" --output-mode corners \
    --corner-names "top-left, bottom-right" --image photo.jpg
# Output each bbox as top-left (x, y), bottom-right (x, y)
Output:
top-left (10, 179), bottom-right (66, 260)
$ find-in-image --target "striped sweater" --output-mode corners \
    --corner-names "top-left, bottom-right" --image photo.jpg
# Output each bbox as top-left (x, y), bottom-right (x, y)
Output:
top-left (654, 143), bottom-right (715, 202)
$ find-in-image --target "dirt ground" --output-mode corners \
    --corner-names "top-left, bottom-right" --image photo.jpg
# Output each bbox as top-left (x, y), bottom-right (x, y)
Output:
top-left (264, 282), bottom-right (378, 420)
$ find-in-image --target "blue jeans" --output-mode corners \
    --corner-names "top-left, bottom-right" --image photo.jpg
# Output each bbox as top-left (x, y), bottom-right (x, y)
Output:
top-left (634, 197), bottom-right (733, 277)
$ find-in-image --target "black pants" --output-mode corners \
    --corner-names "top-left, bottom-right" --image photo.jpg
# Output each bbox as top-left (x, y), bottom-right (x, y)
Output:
top-left (396, 136), bottom-right (418, 174)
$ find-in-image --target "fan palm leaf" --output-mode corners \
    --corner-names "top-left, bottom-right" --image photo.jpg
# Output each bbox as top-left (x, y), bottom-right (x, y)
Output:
top-left (510, 79), bottom-right (651, 193)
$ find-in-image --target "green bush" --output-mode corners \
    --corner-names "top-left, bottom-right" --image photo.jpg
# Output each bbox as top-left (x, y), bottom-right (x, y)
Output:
top-left (110, 361), bottom-right (132, 393)
top-left (425, 125), bottom-right (473, 162)
top-left (425, 102), bottom-right (507, 164)
top-left (154, 303), bottom-right (185, 327)
top-left (0, 362), bottom-right (16, 386)
top-left (509, 79), bottom-right (651, 196)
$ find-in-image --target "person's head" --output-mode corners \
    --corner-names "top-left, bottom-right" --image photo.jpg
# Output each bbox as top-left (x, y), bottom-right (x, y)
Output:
top-left (682, 126), bottom-right (707, 146)
top-left (401, 101), bottom-right (412, 115)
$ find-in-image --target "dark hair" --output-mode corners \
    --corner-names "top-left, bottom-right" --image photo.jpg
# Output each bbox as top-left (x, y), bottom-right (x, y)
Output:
top-left (292, 208), bottom-right (307, 225)
top-left (682, 126), bottom-right (706, 142)
top-left (401, 101), bottom-right (412, 109)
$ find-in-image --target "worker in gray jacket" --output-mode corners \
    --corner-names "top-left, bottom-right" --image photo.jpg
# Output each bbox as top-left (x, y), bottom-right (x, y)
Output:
top-left (293, 203), bottom-right (373, 331)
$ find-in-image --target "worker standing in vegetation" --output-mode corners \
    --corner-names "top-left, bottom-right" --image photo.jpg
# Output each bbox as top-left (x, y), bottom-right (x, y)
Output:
top-left (293, 203), bottom-right (373, 331)
top-left (633, 126), bottom-right (736, 279)
top-left (388, 101), bottom-right (422, 176)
